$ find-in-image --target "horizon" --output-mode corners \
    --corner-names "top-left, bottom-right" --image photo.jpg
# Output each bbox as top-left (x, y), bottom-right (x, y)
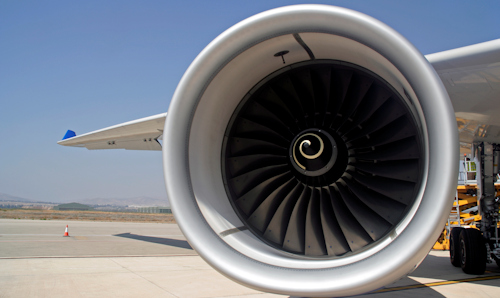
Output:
top-left (0, 191), bottom-right (169, 204)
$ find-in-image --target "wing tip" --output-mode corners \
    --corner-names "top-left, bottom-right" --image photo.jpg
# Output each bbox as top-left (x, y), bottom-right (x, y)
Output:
top-left (62, 130), bottom-right (76, 140)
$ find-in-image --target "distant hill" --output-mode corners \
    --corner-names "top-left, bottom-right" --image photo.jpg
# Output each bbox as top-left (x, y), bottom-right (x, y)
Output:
top-left (0, 192), bottom-right (169, 207)
top-left (0, 192), bottom-right (31, 202)
top-left (79, 196), bottom-right (169, 207)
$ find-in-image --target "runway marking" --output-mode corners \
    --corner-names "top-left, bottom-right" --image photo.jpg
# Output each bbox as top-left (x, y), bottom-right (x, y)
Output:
top-left (373, 275), bottom-right (500, 293)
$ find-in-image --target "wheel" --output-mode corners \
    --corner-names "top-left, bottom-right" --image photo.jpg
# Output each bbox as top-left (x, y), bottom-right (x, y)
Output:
top-left (459, 228), bottom-right (486, 274)
top-left (450, 227), bottom-right (463, 267)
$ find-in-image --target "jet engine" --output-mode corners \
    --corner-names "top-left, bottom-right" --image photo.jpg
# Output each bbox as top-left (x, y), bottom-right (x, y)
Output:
top-left (163, 5), bottom-right (458, 297)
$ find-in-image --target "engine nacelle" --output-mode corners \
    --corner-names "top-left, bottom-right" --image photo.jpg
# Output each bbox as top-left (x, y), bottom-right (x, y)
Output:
top-left (163, 5), bottom-right (458, 297)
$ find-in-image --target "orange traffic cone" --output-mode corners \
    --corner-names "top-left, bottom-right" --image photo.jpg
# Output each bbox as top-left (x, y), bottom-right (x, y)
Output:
top-left (63, 225), bottom-right (69, 237)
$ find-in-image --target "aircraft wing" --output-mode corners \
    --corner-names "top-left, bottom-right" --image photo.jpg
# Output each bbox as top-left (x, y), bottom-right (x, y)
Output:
top-left (58, 40), bottom-right (500, 154)
top-left (426, 39), bottom-right (500, 153)
top-left (57, 113), bottom-right (166, 150)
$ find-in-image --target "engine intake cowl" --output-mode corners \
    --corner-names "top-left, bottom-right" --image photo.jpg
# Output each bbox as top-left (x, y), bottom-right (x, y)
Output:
top-left (163, 4), bottom-right (458, 297)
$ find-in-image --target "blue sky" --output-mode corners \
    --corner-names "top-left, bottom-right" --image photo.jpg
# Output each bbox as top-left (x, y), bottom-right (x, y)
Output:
top-left (0, 0), bottom-right (498, 203)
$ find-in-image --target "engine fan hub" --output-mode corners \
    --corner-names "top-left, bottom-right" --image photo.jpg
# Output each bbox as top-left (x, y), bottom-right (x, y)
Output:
top-left (290, 128), bottom-right (337, 176)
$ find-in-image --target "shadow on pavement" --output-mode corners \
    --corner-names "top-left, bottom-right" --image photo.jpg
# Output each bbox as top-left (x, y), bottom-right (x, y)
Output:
top-left (114, 233), bottom-right (193, 250)
top-left (353, 252), bottom-right (500, 297)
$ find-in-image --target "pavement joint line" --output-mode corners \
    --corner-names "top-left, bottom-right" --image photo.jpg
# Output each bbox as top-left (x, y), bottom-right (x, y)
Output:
top-left (0, 254), bottom-right (198, 259)
top-left (218, 293), bottom-right (273, 298)
top-left (0, 234), bottom-right (185, 236)
top-left (109, 257), bottom-right (181, 298)
top-left (372, 274), bottom-right (500, 293)
top-left (0, 240), bottom-right (137, 242)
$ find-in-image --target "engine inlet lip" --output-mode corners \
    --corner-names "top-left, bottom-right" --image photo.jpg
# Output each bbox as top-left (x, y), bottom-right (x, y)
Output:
top-left (289, 128), bottom-right (338, 177)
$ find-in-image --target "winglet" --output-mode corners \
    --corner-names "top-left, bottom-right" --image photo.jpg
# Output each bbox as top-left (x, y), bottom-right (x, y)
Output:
top-left (62, 130), bottom-right (76, 140)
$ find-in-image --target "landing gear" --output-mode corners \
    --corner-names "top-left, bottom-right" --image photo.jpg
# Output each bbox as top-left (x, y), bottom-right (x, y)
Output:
top-left (448, 142), bottom-right (499, 274)
top-left (450, 227), bottom-right (463, 267)
top-left (450, 227), bottom-right (486, 274)
top-left (459, 228), bottom-right (486, 274)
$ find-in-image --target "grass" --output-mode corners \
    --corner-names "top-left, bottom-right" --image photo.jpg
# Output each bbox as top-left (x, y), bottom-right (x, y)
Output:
top-left (0, 208), bottom-right (176, 223)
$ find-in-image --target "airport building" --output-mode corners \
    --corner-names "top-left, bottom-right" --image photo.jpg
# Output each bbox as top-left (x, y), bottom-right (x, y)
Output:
top-left (53, 203), bottom-right (93, 211)
top-left (137, 207), bottom-right (171, 214)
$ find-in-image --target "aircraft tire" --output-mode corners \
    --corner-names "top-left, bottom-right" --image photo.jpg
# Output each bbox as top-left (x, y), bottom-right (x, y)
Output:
top-left (460, 228), bottom-right (486, 274)
top-left (450, 227), bottom-right (464, 267)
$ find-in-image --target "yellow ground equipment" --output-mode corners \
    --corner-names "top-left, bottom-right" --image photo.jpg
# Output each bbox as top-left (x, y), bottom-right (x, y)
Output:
top-left (434, 184), bottom-right (500, 250)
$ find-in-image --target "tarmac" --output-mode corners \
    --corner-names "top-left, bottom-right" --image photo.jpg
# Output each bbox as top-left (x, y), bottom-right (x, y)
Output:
top-left (1, 219), bottom-right (500, 298)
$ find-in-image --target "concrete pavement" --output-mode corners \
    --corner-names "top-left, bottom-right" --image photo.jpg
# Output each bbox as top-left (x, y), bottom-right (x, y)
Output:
top-left (1, 219), bottom-right (500, 297)
top-left (0, 219), bottom-right (193, 258)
